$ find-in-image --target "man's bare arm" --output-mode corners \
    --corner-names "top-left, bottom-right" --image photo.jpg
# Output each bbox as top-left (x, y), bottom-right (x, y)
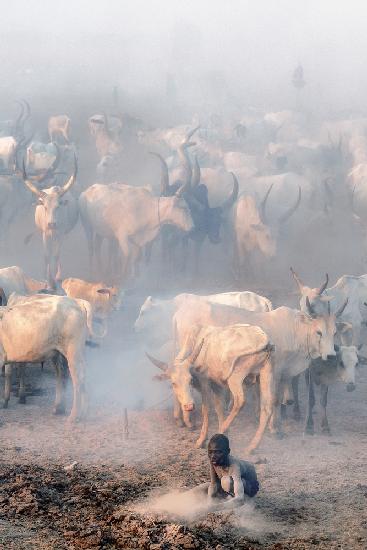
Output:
top-left (208, 463), bottom-right (221, 498)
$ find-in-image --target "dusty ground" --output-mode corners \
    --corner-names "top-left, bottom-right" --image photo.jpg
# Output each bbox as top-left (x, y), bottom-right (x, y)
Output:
top-left (0, 289), bottom-right (366, 550)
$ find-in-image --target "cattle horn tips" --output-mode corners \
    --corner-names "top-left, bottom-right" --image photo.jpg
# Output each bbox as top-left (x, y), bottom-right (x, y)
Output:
top-left (145, 352), bottom-right (168, 371)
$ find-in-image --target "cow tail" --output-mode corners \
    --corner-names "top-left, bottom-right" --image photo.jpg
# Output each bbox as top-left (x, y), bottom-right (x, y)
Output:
top-left (81, 301), bottom-right (107, 340)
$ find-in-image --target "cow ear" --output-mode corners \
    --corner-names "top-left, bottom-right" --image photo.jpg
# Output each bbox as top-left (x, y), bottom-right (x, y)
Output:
top-left (337, 321), bottom-right (353, 334)
top-left (250, 223), bottom-right (263, 231)
top-left (152, 373), bottom-right (169, 382)
top-left (97, 288), bottom-right (111, 296)
top-left (36, 197), bottom-right (44, 205)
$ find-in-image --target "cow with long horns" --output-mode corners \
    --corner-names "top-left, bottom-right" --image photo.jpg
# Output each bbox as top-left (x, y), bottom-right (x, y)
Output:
top-left (233, 184), bottom-right (301, 278)
top-left (79, 176), bottom-right (194, 283)
top-left (22, 156), bottom-right (78, 286)
top-left (151, 127), bottom-right (238, 274)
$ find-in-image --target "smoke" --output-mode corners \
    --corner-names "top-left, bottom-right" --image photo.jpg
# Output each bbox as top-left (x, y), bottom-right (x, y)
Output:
top-left (134, 486), bottom-right (280, 539)
top-left (1, 1), bottom-right (367, 113)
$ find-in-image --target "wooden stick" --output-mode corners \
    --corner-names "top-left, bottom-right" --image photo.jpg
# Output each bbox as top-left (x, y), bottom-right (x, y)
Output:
top-left (123, 408), bottom-right (129, 440)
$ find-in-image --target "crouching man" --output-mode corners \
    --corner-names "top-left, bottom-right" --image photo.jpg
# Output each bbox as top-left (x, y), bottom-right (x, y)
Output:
top-left (207, 434), bottom-right (259, 511)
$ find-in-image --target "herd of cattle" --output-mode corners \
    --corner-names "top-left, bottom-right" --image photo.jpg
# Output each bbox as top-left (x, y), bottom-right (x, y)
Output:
top-left (0, 100), bottom-right (367, 451)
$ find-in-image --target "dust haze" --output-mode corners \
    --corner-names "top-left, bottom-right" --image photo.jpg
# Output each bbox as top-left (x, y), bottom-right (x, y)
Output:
top-left (0, 2), bottom-right (366, 549)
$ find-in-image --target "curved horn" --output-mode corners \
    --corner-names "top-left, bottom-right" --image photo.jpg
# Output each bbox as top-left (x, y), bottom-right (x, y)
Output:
top-left (190, 338), bottom-right (205, 364)
top-left (191, 155), bottom-right (201, 187)
top-left (22, 159), bottom-right (43, 197)
top-left (14, 100), bottom-right (25, 134)
top-left (184, 126), bottom-right (200, 144)
top-left (336, 298), bottom-right (348, 318)
top-left (278, 185), bottom-right (301, 224)
top-left (177, 143), bottom-right (194, 189)
top-left (260, 184), bottom-right (273, 225)
top-left (0, 287), bottom-right (7, 306)
top-left (305, 296), bottom-right (316, 318)
top-left (317, 273), bottom-right (329, 296)
top-left (150, 152), bottom-right (169, 195)
top-left (290, 267), bottom-right (305, 292)
top-left (59, 153), bottom-right (77, 196)
top-left (145, 352), bottom-right (168, 371)
top-left (221, 172), bottom-right (239, 211)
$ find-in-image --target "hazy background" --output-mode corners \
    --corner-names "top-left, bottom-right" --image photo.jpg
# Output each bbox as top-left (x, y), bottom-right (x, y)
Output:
top-left (1, 0), bottom-right (367, 119)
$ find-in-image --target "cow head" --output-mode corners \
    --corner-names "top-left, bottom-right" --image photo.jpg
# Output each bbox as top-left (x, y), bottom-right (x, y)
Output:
top-left (187, 172), bottom-right (239, 244)
top-left (96, 285), bottom-right (124, 315)
top-left (134, 296), bottom-right (172, 346)
top-left (306, 297), bottom-right (349, 360)
top-left (146, 339), bottom-right (204, 428)
top-left (22, 154), bottom-right (77, 230)
top-left (338, 345), bottom-right (357, 390)
top-left (291, 268), bottom-right (331, 315)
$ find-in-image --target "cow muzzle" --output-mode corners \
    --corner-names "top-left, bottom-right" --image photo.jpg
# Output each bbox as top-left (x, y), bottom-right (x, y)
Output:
top-left (346, 382), bottom-right (356, 392)
top-left (183, 403), bottom-right (195, 412)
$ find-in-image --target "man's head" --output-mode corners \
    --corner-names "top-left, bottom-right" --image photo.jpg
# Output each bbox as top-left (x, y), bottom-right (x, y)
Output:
top-left (208, 434), bottom-right (230, 466)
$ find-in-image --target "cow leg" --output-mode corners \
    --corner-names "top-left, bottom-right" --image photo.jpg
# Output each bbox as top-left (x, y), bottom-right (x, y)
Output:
top-left (65, 350), bottom-right (86, 423)
top-left (246, 359), bottom-right (275, 454)
top-left (18, 365), bottom-right (26, 404)
top-left (220, 372), bottom-right (247, 433)
top-left (195, 379), bottom-right (210, 448)
top-left (211, 387), bottom-right (225, 429)
top-left (280, 403), bottom-right (287, 421)
top-left (193, 238), bottom-right (204, 278)
top-left (145, 241), bottom-right (154, 265)
top-left (292, 374), bottom-right (301, 421)
top-left (320, 384), bottom-right (330, 434)
top-left (95, 234), bottom-right (103, 278)
top-left (3, 364), bottom-right (12, 408)
top-left (304, 368), bottom-right (315, 435)
top-left (173, 395), bottom-right (184, 427)
top-left (84, 226), bottom-right (95, 274)
top-left (252, 381), bottom-right (260, 420)
top-left (180, 237), bottom-right (189, 274)
top-left (53, 354), bottom-right (67, 415)
top-left (268, 377), bottom-right (285, 438)
top-left (232, 238), bottom-right (240, 281)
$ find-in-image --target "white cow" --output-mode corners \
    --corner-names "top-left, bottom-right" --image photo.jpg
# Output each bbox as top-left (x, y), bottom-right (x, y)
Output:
top-left (79, 182), bottom-right (194, 283)
top-left (0, 294), bottom-right (91, 420)
top-left (134, 290), bottom-right (273, 349)
top-left (0, 266), bottom-right (46, 298)
top-left (147, 323), bottom-right (275, 452)
top-left (169, 300), bottom-right (348, 431)
top-left (22, 157), bottom-right (78, 286)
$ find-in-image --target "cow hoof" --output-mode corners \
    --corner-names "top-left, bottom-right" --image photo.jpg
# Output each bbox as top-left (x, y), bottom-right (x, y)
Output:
top-left (53, 406), bottom-right (66, 416)
top-left (321, 427), bottom-right (331, 435)
top-left (18, 396), bottom-right (26, 405)
top-left (3, 402), bottom-right (8, 409)
top-left (304, 427), bottom-right (314, 436)
top-left (195, 439), bottom-right (206, 449)
top-left (175, 420), bottom-right (185, 428)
